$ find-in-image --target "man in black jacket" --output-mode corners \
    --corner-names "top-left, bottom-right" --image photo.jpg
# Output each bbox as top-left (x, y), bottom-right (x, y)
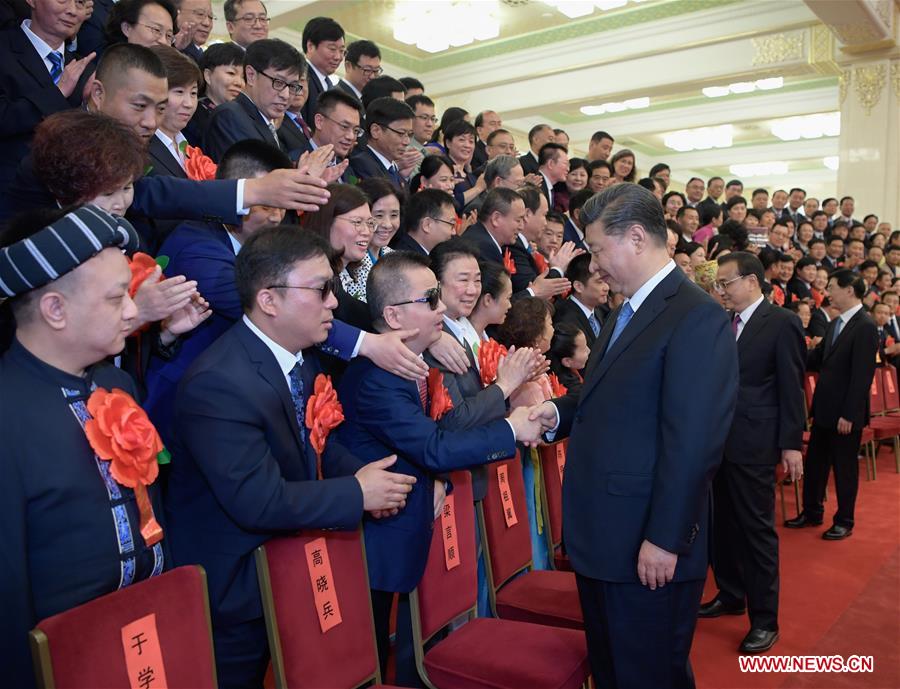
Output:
top-left (786, 269), bottom-right (878, 539)
top-left (699, 252), bottom-right (805, 654)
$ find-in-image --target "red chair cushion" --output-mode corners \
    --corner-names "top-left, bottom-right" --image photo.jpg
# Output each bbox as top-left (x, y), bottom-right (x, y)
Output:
top-left (868, 416), bottom-right (900, 439)
top-left (861, 427), bottom-right (875, 444)
top-left (554, 551), bottom-right (573, 572)
top-left (482, 457), bottom-right (533, 587)
top-left (34, 566), bottom-right (215, 689)
top-left (424, 617), bottom-right (588, 689)
top-left (494, 570), bottom-right (583, 629)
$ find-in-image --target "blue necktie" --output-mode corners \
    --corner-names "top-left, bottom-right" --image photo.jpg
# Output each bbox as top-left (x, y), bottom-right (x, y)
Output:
top-left (588, 313), bottom-right (600, 338)
top-left (831, 317), bottom-right (844, 345)
top-left (606, 301), bottom-right (634, 352)
top-left (48, 51), bottom-right (63, 84)
top-left (288, 362), bottom-right (307, 445)
top-left (388, 164), bottom-right (402, 188)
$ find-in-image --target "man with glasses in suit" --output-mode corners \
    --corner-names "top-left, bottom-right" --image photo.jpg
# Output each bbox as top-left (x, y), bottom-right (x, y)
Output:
top-left (338, 38), bottom-right (381, 104)
top-left (224, 0), bottom-right (268, 50)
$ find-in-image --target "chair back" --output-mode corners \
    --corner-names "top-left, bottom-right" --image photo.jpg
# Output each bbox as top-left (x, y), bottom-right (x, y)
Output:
top-left (256, 529), bottom-right (380, 689)
top-left (883, 365), bottom-right (900, 411)
top-left (479, 455), bottom-right (532, 592)
top-left (803, 372), bottom-right (818, 414)
top-left (30, 566), bottom-right (216, 689)
top-left (538, 441), bottom-right (566, 549)
top-left (412, 471), bottom-right (477, 643)
top-left (870, 369), bottom-right (885, 415)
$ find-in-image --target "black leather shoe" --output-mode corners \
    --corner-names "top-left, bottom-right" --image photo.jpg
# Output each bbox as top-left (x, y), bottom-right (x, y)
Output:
top-left (784, 514), bottom-right (823, 528)
top-left (739, 629), bottom-right (779, 653)
top-left (823, 524), bottom-right (853, 540)
top-left (698, 598), bottom-right (746, 618)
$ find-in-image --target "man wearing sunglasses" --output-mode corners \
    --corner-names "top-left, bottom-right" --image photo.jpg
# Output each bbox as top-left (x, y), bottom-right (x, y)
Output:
top-left (337, 251), bottom-right (545, 685)
top-left (205, 38), bottom-right (308, 162)
top-left (168, 227), bottom-right (418, 689)
top-left (338, 38), bottom-right (381, 105)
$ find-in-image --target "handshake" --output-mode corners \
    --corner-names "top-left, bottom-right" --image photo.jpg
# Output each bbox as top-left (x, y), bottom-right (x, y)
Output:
top-left (508, 401), bottom-right (562, 446)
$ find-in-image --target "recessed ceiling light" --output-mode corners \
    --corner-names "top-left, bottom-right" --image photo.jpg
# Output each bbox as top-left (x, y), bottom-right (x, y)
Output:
top-left (664, 125), bottom-right (733, 152)
top-left (729, 162), bottom-right (789, 177)
top-left (823, 156), bottom-right (840, 170)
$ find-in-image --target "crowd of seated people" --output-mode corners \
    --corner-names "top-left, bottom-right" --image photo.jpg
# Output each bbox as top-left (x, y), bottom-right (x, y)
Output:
top-left (0, 1), bottom-right (894, 687)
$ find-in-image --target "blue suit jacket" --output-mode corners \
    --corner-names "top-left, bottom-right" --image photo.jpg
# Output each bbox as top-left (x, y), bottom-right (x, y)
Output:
top-left (0, 26), bottom-right (93, 192)
top-left (336, 357), bottom-right (516, 592)
top-left (204, 92), bottom-right (285, 163)
top-left (166, 320), bottom-right (364, 626)
top-left (555, 267), bottom-right (738, 583)
top-left (348, 145), bottom-right (406, 191)
top-left (145, 221), bottom-right (365, 444)
top-left (562, 215), bottom-right (587, 251)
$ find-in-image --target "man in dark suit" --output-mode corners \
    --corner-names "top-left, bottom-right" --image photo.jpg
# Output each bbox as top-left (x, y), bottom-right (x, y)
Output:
top-left (472, 109), bottom-right (502, 170)
top-left (536, 142), bottom-right (569, 209)
top-left (300, 16), bottom-right (344, 123)
top-left (337, 251), bottom-right (542, 684)
top-left (337, 38), bottom-right (380, 104)
top-left (278, 76), bottom-right (311, 159)
top-left (562, 189), bottom-right (592, 252)
top-left (531, 184), bottom-right (738, 688)
top-left (786, 269), bottom-right (878, 539)
top-left (518, 122), bottom-right (553, 175)
top-left (509, 184), bottom-right (573, 300)
top-left (698, 252), bottom-right (805, 654)
top-left (174, 0), bottom-right (214, 64)
top-left (787, 256), bottom-right (816, 302)
top-left (204, 38), bottom-right (304, 161)
top-left (822, 236), bottom-right (844, 271)
top-left (554, 253), bottom-right (608, 348)
top-left (390, 188), bottom-right (456, 256)
top-left (0, 0), bottom-right (95, 190)
top-left (349, 96), bottom-right (415, 190)
top-left (464, 186), bottom-right (524, 266)
top-left (167, 227), bottom-right (416, 689)
top-left (305, 88), bottom-right (362, 180)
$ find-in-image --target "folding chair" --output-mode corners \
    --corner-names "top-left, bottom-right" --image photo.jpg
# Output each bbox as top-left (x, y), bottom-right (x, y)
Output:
top-left (410, 470), bottom-right (591, 689)
top-left (479, 455), bottom-right (583, 629)
top-left (256, 529), bottom-right (400, 689)
top-left (30, 566), bottom-right (217, 689)
top-left (537, 441), bottom-right (573, 571)
top-left (871, 365), bottom-right (900, 472)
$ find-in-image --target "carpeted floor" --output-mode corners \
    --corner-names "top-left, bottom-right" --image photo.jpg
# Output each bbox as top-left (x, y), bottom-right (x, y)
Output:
top-left (693, 447), bottom-right (900, 689)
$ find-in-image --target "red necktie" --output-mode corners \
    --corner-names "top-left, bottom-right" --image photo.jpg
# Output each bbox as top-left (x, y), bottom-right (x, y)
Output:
top-left (732, 314), bottom-right (741, 338)
top-left (417, 378), bottom-right (428, 411)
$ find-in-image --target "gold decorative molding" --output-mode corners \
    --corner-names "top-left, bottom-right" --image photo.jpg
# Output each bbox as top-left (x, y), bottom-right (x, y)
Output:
top-left (808, 24), bottom-right (841, 75)
top-left (853, 64), bottom-right (886, 114)
top-left (892, 62), bottom-right (900, 102)
top-left (752, 33), bottom-right (804, 66)
top-left (839, 69), bottom-right (851, 104)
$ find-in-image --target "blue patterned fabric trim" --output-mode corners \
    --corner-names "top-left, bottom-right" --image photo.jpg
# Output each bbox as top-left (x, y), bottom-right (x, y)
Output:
top-left (151, 542), bottom-right (164, 577)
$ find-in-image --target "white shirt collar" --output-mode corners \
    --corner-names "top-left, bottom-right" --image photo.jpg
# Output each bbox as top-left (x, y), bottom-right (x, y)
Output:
top-left (242, 315), bottom-right (303, 381)
top-left (485, 227), bottom-right (505, 256)
top-left (569, 295), bottom-right (594, 320)
top-left (736, 294), bottom-right (765, 336)
top-left (307, 61), bottom-right (331, 90)
top-left (540, 171), bottom-right (553, 198)
top-left (339, 78), bottom-right (361, 98)
top-left (408, 234), bottom-right (430, 255)
top-left (21, 19), bottom-right (63, 70)
top-left (529, 150), bottom-right (539, 163)
top-left (839, 302), bottom-right (864, 325)
top-left (443, 315), bottom-right (465, 342)
top-left (367, 144), bottom-right (394, 171)
top-left (227, 231), bottom-right (242, 255)
top-left (154, 129), bottom-right (187, 169)
top-left (625, 260), bottom-right (677, 314)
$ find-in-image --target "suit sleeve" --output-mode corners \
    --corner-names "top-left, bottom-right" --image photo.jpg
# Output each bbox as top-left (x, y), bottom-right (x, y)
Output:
top-left (356, 372), bottom-right (516, 473)
top-left (842, 320), bottom-right (878, 427)
top-left (203, 108), bottom-right (253, 163)
top-left (776, 312), bottom-right (807, 450)
top-left (0, 66), bottom-right (83, 139)
top-left (317, 319), bottom-right (361, 361)
top-left (175, 370), bottom-right (363, 531)
top-left (427, 361), bottom-right (508, 431)
top-left (645, 302), bottom-right (738, 555)
top-left (132, 177), bottom-right (241, 225)
top-left (510, 245), bottom-right (537, 296)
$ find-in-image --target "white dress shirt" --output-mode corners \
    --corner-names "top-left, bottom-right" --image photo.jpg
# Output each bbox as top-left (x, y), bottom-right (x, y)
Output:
top-left (339, 78), bottom-right (361, 99)
top-left (307, 62), bottom-right (333, 92)
top-left (735, 294), bottom-right (764, 340)
top-left (367, 144), bottom-right (395, 172)
top-left (624, 260), bottom-right (678, 315)
top-left (154, 129), bottom-right (188, 170)
top-left (836, 303), bottom-right (864, 330)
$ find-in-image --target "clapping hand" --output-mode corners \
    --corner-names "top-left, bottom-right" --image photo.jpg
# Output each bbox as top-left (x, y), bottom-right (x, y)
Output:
top-left (57, 52), bottom-right (95, 99)
top-left (161, 293), bottom-right (212, 343)
top-left (132, 269), bottom-right (198, 330)
top-left (172, 21), bottom-right (197, 50)
top-left (298, 144), bottom-right (335, 180)
top-left (549, 241), bottom-right (584, 274)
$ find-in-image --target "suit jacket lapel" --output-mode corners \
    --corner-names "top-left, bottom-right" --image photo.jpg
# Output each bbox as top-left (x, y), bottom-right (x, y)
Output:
top-left (236, 321), bottom-right (307, 458)
top-left (825, 308), bottom-right (863, 359)
top-left (12, 28), bottom-right (55, 87)
top-left (148, 136), bottom-right (187, 178)
top-left (736, 299), bottom-right (771, 354)
top-left (237, 93), bottom-right (280, 146)
top-left (580, 269), bottom-right (684, 402)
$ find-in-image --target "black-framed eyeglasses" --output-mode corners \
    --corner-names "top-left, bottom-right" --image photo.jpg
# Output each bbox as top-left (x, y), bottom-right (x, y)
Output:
top-left (257, 70), bottom-right (304, 95)
top-left (429, 216), bottom-right (457, 229)
top-left (379, 123), bottom-right (414, 140)
top-left (390, 286), bottom-right (442, 310)
top-left (321, 113), bottom-right (364, 139)
top-left (713, 274), bottom-right (747, 292)
top-left (352, 63), bottom-right (383, 77)
top-left (267, 277), bottom-right (336, 300)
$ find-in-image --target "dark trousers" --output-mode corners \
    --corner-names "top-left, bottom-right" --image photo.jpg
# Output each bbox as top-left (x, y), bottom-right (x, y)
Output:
top-left (371, 589), bottom-right (421, 687)
top-left (803, 424), bottom-right (862, 527)
top-left (575, 573), bottom-right (704, 689)
top-left (212, 617), bottom-right (269, 689)
top-left (711, 460), bottom-right (779, 630)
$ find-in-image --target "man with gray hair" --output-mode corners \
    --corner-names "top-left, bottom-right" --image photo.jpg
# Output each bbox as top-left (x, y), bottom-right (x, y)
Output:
top-left (462, 154), bottom-right (525, 215)
top-left (531, 183), bottom-right (738, 688)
